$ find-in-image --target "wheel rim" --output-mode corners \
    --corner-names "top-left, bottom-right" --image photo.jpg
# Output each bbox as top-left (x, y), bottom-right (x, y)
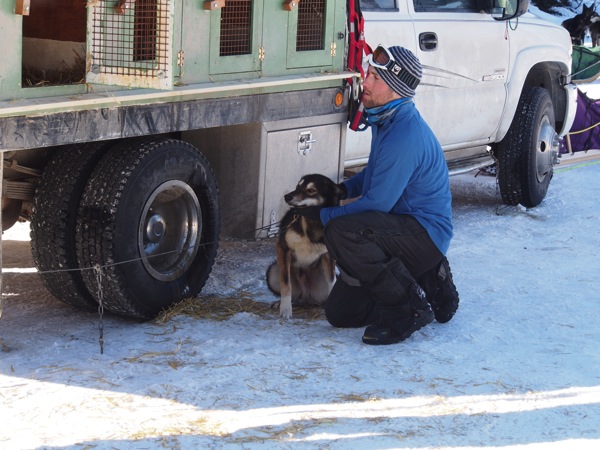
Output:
top-left (536, 115), bottom-right (557, 183)
top-left (138, 181), bottom-right (202, 281)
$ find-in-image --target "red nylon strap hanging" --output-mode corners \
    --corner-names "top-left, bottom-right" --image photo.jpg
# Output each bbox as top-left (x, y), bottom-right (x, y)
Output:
top-left (347, 0), bottom-right (370, 79)
top-left (346, 0), bottom-right (371, 130)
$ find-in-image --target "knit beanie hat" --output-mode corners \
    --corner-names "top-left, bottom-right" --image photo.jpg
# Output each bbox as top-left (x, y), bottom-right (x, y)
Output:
top-left (372, 46), bottom-right (423, 98)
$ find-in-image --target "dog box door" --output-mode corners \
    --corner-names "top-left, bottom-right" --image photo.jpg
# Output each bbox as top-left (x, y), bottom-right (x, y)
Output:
top-left (208, 0), bottom-right (264, 75)
top-left (261, 123), bottom-right (343, 237)
top-left (284, 0), bottom-right (343, 69)
top-left (86, 0), bottom-right (175, 89)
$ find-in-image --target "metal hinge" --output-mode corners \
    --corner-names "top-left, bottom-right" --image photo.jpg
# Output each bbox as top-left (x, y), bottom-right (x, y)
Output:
top-left (177, 50), bottom-right (185, 67)
top-left (259, 47), bottom-right (265, 62)
top-left (330, 42), bottom-right (336, 57)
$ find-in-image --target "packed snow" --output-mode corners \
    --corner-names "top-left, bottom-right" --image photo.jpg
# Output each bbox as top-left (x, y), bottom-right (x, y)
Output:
top-left (1, 54), bottom-right (600, 450)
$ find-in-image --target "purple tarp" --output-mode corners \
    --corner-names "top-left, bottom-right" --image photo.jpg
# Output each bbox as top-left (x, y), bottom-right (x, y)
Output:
top-left (564, 88), bottom-right (600, 154)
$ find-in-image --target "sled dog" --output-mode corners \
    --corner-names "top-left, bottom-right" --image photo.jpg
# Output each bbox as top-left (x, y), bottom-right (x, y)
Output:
top-left (266, 174), bottom-right (343, 319)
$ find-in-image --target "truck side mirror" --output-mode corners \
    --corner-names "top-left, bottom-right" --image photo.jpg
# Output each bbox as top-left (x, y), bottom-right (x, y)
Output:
top-left (512, 0), bottom-right (530, 18)
top-left (475, 0), bottom-right (494, 11)
top-left (484, 0), bottom-right (530, 21)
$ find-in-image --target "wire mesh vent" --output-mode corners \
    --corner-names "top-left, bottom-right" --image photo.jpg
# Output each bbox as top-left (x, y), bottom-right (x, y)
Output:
top-left (296, 0), bottom-right (325, 52)
top-left (88, 0), bottom-right (172, 89)
top-left (220, 0), bottom-right (252, 56)
top-left (134, 0), bottom-right (158, 61)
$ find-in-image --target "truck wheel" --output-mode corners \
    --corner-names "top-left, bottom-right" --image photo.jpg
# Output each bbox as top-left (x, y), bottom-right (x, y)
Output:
top-left (76, 138), bottom-right (220, 319)
top-left (30, 143), bottom-right (110, 310)
top-left (496, 86), bottom-right (556, 207)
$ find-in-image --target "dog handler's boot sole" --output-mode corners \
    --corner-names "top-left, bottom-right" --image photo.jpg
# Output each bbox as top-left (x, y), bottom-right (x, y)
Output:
top-left (362, 306), bottom-right (434, 345)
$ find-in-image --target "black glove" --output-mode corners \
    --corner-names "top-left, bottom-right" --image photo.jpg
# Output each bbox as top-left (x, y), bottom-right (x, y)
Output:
top-left (291, 206), bottom-right (323, 222)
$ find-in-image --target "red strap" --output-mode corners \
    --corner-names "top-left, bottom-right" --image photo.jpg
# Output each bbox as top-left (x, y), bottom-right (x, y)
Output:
top-left (347, 12), bottom-right (368, 77)
top-left (346, 0), bottom-right (371, 130)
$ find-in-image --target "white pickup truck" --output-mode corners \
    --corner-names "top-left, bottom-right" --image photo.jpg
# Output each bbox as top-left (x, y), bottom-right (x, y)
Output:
top-left (345, 0), bottom-right (577, 208)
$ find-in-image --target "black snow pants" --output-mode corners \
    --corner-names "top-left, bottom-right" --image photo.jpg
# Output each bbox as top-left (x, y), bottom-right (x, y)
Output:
top-left (323, 211), bottom-right (443, 328)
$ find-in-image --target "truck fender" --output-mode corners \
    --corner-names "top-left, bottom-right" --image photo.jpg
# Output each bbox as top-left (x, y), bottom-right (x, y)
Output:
top-left (558, 83), bottom-right (578, 138)
top-left (496, 45), bottom-right (571, 141)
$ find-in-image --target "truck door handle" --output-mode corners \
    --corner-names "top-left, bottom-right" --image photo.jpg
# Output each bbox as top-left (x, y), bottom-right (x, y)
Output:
top-left (419, 32), bottom-right (438, 51)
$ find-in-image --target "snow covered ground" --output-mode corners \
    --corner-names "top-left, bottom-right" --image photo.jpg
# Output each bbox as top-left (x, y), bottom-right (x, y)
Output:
top-left (1, 63), bottom-right (600, 450)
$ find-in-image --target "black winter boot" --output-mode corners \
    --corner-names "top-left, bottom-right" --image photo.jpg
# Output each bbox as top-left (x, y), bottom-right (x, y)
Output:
top-left (419, 257), bottom-right (459, 323)
top-left (362, 283), bottom-right (434, 345)
top-left (362, 307), bottom-right (433, 345)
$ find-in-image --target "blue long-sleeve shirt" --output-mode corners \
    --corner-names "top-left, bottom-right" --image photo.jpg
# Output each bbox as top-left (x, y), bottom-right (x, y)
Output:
top-left (321, 100), bottom-right (453, 255)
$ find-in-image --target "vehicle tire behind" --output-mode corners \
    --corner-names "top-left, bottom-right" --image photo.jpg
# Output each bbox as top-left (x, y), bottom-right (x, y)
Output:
top-left (495, 86), bottom-right (556, 207)
top-left (76, 137), bottom-right (220, 319)
top-left (31, 143), bottom-right (110, 310)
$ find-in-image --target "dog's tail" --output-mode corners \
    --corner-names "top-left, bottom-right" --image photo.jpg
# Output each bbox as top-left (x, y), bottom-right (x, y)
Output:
top-left (266, 261), bottom-right (280, 295)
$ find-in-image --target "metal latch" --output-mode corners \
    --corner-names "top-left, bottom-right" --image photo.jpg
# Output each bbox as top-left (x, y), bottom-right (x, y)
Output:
top-left (283, 0), bottom-right (301, 11)
top-left (204, 0), bottom-right (226, 10)
top-left (15, 0), bottom-right (30, 15)
top-left (298, 131), bottom-right (316, 156)
top-left (114, 0), bottom-right (135, 14)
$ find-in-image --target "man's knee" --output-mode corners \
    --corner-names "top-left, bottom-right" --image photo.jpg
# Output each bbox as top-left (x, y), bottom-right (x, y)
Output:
top-left (324, 279), bottom-right (379, 328)
top-left (324, 301), bottom-right (349, 328)
top-left (325, 300), bottom-right (377, 328)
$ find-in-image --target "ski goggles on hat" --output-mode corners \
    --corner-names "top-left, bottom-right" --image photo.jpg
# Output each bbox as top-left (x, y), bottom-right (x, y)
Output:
top-left (368, 45), bottom-right (420, 89)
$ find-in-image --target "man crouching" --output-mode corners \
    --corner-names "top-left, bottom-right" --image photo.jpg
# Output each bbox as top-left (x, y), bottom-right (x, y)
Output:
top-left (295, 45), bottom-right (459, 345)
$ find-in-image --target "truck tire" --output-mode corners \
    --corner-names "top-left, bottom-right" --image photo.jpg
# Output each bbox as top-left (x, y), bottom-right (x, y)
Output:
top-left (76, 137), bottom-right (220, 319)
top-left (30, 143), bottom-right (110, 310)
top-left (496, 86), bottom-right (556, 207)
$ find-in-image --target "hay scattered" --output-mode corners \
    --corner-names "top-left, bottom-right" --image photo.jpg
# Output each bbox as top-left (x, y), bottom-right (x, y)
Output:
top-left (226, 417), bottom-right (338, 444)
top-left (336, 393), bottom-right (380, 403)
top-left (22, 51), bottom-right (86, 87)
top-left (155, 294), bottom-right (324, 324)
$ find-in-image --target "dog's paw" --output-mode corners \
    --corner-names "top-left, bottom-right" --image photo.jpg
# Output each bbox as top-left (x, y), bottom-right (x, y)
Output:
top-left (279, 303), bottom-right (293, 320)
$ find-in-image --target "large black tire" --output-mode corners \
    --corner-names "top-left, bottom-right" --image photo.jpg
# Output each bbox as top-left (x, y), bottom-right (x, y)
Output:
top-left (76, 138), bottom-right (220, 319)
top-left (495, 86), bottom-right (557, 207)
top-left (30, 143), bottom-right (111, 310)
